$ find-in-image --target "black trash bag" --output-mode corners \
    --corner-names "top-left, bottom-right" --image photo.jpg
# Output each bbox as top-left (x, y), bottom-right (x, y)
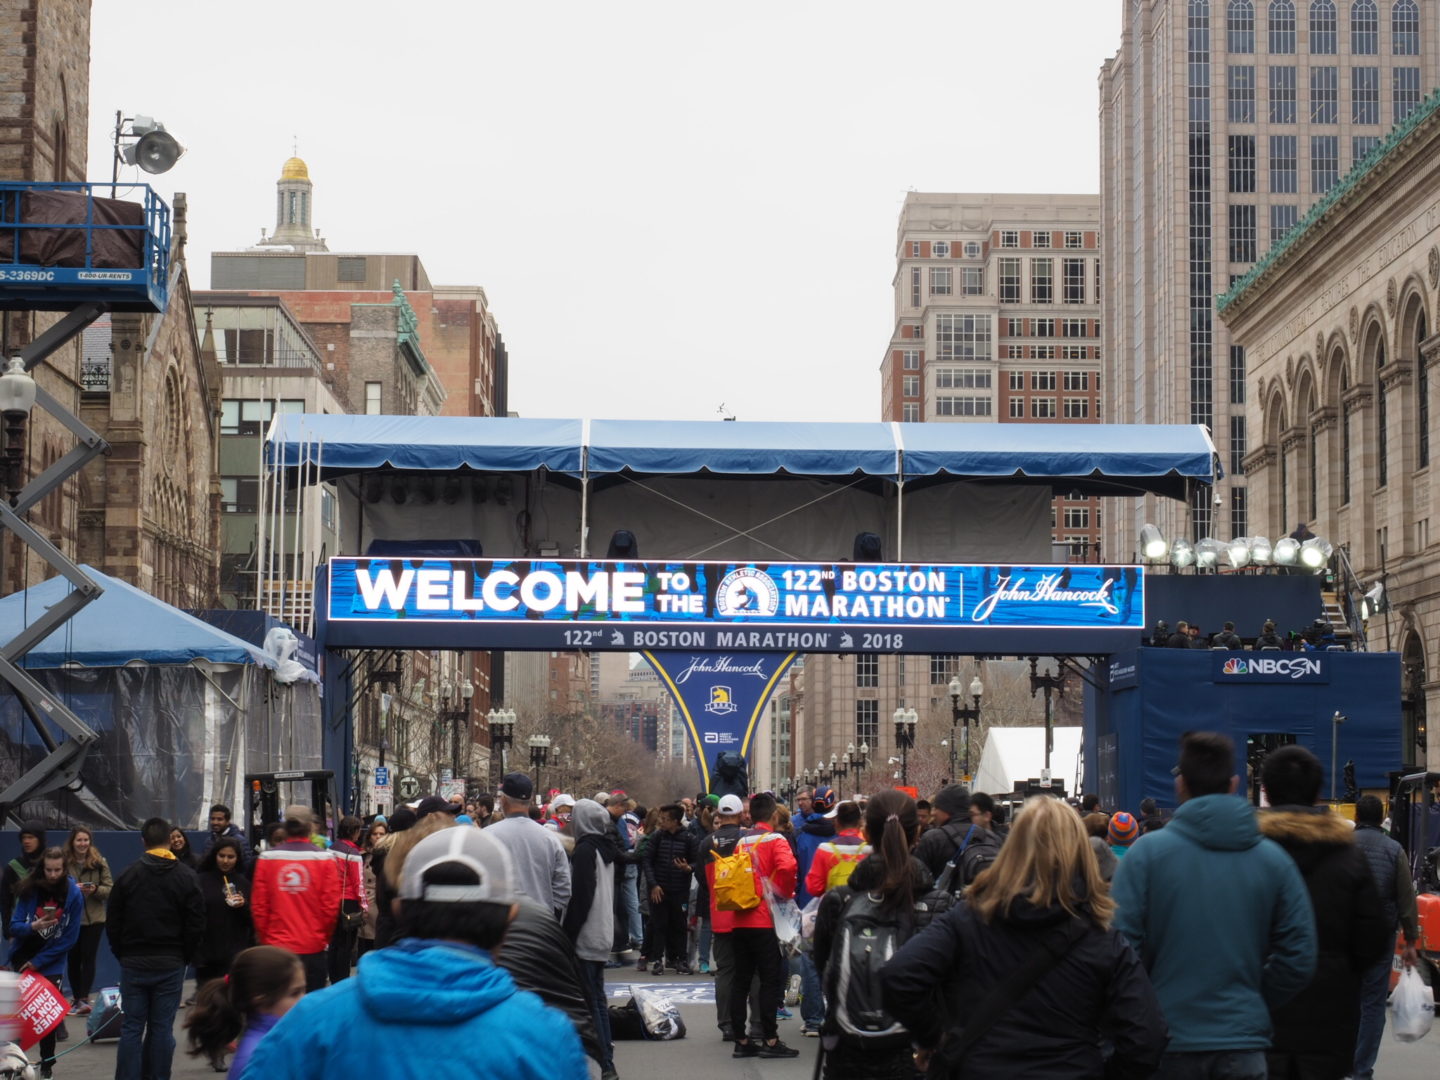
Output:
top-left (709, 752), bottom-right (748, 800)
top-left (609, 998), bottom-right (647, 1040)
top-left (633, 986), bottom-right (686, 1040)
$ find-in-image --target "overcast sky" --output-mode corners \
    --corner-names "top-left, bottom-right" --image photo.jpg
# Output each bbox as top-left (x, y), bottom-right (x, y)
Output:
top-left (88, 2), bottom-right (1122, 423)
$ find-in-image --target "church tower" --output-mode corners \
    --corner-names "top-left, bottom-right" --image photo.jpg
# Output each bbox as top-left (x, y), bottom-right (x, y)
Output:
top-left (259, 156), bottom-right (327, 251)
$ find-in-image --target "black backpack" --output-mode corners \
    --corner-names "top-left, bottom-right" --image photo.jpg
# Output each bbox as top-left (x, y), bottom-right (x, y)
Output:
top-left (826, 887), bottom-right (953, 1047)
top-left (935, 824), bottom-right (1001, 896)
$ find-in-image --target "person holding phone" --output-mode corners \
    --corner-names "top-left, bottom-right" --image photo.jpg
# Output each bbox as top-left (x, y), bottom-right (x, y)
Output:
top-left (8, 846), bottom-right (84, 1079)
top-left (63, 827), bottom-right (113, 1017)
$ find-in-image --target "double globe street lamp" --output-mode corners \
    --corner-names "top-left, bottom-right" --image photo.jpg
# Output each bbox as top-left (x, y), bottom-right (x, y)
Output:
top-left (947, 674), bottom-right (984, 784)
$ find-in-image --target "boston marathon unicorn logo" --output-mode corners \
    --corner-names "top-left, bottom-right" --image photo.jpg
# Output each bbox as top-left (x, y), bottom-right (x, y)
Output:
top-left (705, 686), bottom-right (738, 715)
top-left (715, 567), bottom-right (780, 617)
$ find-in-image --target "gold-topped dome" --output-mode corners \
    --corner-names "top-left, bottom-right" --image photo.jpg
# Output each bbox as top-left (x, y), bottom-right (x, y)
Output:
top-left (280, 156), bottom-right (310, 181)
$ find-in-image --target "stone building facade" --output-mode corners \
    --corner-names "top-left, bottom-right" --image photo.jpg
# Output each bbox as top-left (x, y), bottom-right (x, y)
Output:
top-left (1219, 89), bottom-right (1440, 772)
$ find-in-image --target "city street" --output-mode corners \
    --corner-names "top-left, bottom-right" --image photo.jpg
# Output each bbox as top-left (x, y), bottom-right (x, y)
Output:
top-left (40, 970), bottom-right (1440, 1080)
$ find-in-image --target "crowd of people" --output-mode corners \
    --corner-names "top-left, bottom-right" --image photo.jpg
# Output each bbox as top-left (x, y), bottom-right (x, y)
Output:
top-left (0, 737), bottom-right (1428, 1080)
top-left (1147, 617), bottom-right (1340, 651)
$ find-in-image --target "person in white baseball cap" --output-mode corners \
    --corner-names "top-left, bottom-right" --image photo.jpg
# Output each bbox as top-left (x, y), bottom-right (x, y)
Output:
top-left (546, 794), bottom-right (576, 834)
top-left (243, 825), bottom-right (585, 1080)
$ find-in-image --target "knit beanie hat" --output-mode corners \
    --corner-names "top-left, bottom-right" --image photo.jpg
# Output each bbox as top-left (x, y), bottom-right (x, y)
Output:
top-left (1108, 811), bottom-right (1139, 846)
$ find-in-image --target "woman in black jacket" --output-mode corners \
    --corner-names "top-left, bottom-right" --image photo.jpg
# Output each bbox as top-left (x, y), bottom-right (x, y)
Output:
top-left (882, 795), bottom-right (1168, 1080)
top-left (194, 838), bottom-right (253, 989)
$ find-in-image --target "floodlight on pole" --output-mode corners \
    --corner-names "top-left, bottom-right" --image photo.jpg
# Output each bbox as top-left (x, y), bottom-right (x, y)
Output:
top-left (1194, 537), bottom-right (1224, 570)
top-left (111, 111), bottom-right (185, 190)
top-left (1273, 537), bottom-right (1301, 566)
top-left (1170, 538), bottom-right (1196, 569)
top-left (1139, 524), bottom-right (1168, 561)
top-left (1226, 537), bottom-right (1252, 569)
top-left (1249, 535), bottom-right (1274, 565)
top-left (1299, 537), bottom-right (1334, 571)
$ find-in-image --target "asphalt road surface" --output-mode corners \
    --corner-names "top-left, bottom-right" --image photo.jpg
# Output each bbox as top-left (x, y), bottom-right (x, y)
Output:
top-left (37, 970), bottom-right (1440, 1079)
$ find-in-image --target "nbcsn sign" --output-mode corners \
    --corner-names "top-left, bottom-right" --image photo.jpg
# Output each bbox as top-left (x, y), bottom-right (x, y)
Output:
top-left (1217, 656), bottom-right (1326, 683)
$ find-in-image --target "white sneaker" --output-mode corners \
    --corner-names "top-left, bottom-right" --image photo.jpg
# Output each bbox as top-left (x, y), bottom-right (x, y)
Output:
top-left (783, 974), bottom-right (801, 1007)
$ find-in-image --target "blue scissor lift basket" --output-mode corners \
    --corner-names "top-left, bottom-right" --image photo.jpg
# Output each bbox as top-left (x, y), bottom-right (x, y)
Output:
top-left (0, 181), bottom-right (173, 823)
top-left (0, 181), bottom-right (171, 313)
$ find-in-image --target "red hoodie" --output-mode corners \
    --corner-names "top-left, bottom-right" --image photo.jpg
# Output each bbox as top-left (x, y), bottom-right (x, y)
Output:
top-left (724, 823), bottom-right (797, 932)
top-left (251, 841), bottom-right (342, 954)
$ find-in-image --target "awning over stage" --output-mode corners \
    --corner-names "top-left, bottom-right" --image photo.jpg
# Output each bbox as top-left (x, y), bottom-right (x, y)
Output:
top-left (266, 416), bottom-right (1219, 498)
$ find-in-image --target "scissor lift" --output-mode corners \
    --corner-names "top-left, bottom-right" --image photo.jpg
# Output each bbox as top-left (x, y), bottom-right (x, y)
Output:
top-left (0, 181), bottom-right (172, 823)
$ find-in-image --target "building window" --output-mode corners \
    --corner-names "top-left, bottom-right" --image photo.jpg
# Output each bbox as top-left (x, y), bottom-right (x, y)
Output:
top-left (1311, 66), bottom-right (1338, 122)
top-left (1006, 345), bottom-right (1024, 359)
top-left (1231, 414), bottom-right (1247, 475)
top-left (1064, 230), bottom-right (1084, 249)
top-left (932, 241), bottom-right (949, 257)
top-left (999, 230), bottom-right (1019, 248)
top-left (1033, 345), bottom-right (1056, 360)
top-left (1031, 397), bottom-right (1057, 419)
top-left (1008, 372), bottom-right (1025, 390)
top-left (1340, 365), bottom-right (1352, 503)
top-left (998, 258), bottom-right (1021, 303)
top-left (1228, 204), bottom-right (1257, 263)
top-left (1061, 318), bottom-right (1087, 338)
top-left (902, 349), bottom-right (921, 370)
top-left (1064, 371), bottom-right (1090, 391)
top-left (1394, 67), bottom-right (1422, 123)
top-left (1377, 336), bottom-right (1388, 486)
top-left (222, 398), bottom-right (304, 436)
top-left (1269, 0), bottom-right (1297, 51)
top-left (1228, 135), bottom-right (1256, 192)
top-left (1228, 1), bottom-right (1256, 51)
top-left (961, 267), bottom-right (984, 295)
top-left (964, 241), bottom-right (981, 258)
top-left (1311, 135), bottom-right (1340, 193)
top-left (1231, 487), bottom-right (1248, 537)
top-left (1031, 258), bottom-right (1053, 303)
top-left (1269, 135), bottom-right (1298, 193)
top-left (1393, 0), bottom-right (1420, 53)
top-left (855, 700), bottom-right (879, 748)
top-left (1009, 398), bottom-right (1025, 418)
top-left (1270, 203), bottom-right (1299, 244)
top-left (911, 266), bottom-right (921, 307)
top-left (1230, 345), bottom-right (1246, 404)
top-left (365, 381), bottom-right (382, 415)
top-left (1034, 317), bottom-right (1056, 337)
top-left (1061, 344), bottom-right (1087, 361)
top-left (902, 402), bottom-right (920, 422)
top-left (1030, 231), bottom-right (1051, 248)
top-left (935, 313), bottom-right (992, 362)
top-left (902, 375), bottom-right (920, 397)
top-left (929, 654), bottom-right (959, 683)
top-left (1228, 66), bottom-right (1256, 122)
top-left (1063, 398), bottom-right (1090, 419)
top-left (1350, 0), bottom-right (1378, 54)
top-left (855, 653), bottom-right (879, 687)
top-left (337, 256), bottom-right (367, 283)
top-left (929, 266), bottom-right (952, 295)
top-left (935, 396), bottom-right (993, 417)
top-left (1310, 1), bottom-right (1338, 53)
top-left (1032, 371), bottom-right (1057, 391)
top-left (1351, 66), bottom-right (1380, 124)
top-left (1419, 312), bottom-right (1431, 468)
top-left (935, 368), bottom-right (992, 389)
top-left (1062, 259), bottom-right (1086, 303)
top-left (1063, 506), bottom-right (1090, 529)
top-left (1269, 66), bottom-right (1297, 122)
top-left (1352, 135), bottom-right (1381, 163)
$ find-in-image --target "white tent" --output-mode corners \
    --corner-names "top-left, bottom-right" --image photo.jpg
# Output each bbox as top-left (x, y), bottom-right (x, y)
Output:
top-left (973, 727), bottom-right (1083, 797)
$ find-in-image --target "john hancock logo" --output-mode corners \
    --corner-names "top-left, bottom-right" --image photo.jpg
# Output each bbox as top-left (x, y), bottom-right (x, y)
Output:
top-left (1222, 658), bottom-right (1249, 675)
top-left (705, 685), bottom-right (738, 715)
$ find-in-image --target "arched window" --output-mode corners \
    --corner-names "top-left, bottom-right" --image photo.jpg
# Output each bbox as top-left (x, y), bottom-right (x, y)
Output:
top-left (1351, 0), bottom-right (1379, 54)
top-left (1280, 425), bottom-right (1289, 532)
top-left (1340, 362), bottom-right (1352, 503)
top-left (1418, 311), bottom-right (1429, 468)
top-left (1311, 0), bottom-right (1338, 52)
top-left (1191, 0), bottom-right (1211, 18)
top-left (1228, 0), bottom-right (1256, 51)
top-left (1393, 0), bottom-right (1420, 54)
top-left (1376, 334), bottom-right (1388, 486)
top-left (1269, 0), bottom-right (1297, 52)
top-left (1305, 386), bottom-right (1318, 520)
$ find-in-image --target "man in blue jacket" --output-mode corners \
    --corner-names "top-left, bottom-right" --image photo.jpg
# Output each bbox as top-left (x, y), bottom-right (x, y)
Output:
top-left (244, 825), bottom-right (586, 1080)
top-left (1111, 732), bottom-right (1316, 1080)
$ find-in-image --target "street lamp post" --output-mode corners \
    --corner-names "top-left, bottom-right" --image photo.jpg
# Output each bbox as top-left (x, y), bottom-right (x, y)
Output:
top-left (441, 677), bottom-right (476, 781)
top-left (892, 706), bottom-right (918, 786)
top-left (485, 707), bottom-right (516, 791)
top-left (528, 733), bottom-right (552, 803)
top-left (1029, 657), bottom-right (1066, 773)
top-left (849, 742), bottom-right (869, 789)
top-left (816, 760), bottom-right (831, 789)
top-left (947, 674), bottom-right (984, 785)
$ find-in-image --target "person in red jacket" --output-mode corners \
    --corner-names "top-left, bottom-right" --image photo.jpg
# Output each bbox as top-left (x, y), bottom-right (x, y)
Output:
top-left (804, 800), bottom-right (870, 901)
top-left (250, 805), bottom-right (342, 992)
top-left (327, 815), bottom-right (368, 985)
top-left (727, 792), bottom-right (799, 1060)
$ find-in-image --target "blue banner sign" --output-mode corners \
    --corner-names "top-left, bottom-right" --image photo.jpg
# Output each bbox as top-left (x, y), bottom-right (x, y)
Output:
top-left (1211, 652), bottom-right (1330, 683)
top-left (642, 651), bottom-right (798, 791)
top-left (326, 558), bottom-right (1143, 636)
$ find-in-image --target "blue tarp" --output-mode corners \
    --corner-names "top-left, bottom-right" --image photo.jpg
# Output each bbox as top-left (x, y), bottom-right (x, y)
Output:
top-left (266, 416), bottom-right (1218, 497)
top-left (0, 568), bottom-right (285, 670)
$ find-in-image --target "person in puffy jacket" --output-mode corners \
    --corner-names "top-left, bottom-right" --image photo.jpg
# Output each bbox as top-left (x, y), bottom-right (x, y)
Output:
top-left (883, 796), bottom-right (1168, 1080)
top-left (641, 804), bottom-right (698, 975)
top-left (243, 825), bottom-right (586, 1080)
top-left (249, 804), bottom-right (342, 992)
top-left (9, 846), bottom-right (83, 1079)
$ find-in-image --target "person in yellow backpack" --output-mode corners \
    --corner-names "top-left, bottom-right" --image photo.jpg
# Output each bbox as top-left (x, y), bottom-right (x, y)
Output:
top-left (805, 801), bottom-right (870, 899)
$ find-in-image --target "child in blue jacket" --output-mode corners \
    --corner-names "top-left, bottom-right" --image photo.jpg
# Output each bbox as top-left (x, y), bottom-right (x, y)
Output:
top-left (9, 845), bottom-right (84, 1078)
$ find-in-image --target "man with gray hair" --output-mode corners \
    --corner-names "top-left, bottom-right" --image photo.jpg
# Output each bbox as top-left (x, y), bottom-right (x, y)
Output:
top-left (483, 772), bottom-right (571, 919)
top-left (245, 825), bottom-right (584, 1080)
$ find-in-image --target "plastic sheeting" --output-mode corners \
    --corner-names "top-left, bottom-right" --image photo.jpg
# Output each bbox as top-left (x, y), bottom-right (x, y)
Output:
top-left (0, 664), bottom-right (321, 830)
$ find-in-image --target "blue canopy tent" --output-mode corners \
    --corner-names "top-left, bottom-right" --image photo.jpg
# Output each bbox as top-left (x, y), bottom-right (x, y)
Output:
top-left (0, 568), bottom-right (320, 829)
top-left (266, 416), bottom-right (1219, 564)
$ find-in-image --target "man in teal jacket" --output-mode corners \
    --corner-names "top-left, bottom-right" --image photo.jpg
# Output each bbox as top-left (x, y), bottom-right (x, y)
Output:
top-left (1111, 732), bottom-right (1316, 1080)
top-left (242, 825), bottom-right (586, 1080)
